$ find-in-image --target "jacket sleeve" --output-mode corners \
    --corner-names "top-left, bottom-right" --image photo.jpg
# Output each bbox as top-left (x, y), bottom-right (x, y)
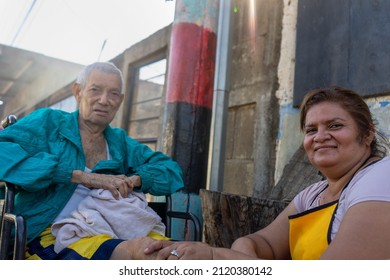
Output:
top-left (0, 109), bottom-right (73, 191)
top-left (125, 137), bottom-right (184, 196)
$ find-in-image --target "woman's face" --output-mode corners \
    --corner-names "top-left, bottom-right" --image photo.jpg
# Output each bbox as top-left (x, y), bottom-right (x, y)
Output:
top-left (303, 102), bottom-right (372, 178)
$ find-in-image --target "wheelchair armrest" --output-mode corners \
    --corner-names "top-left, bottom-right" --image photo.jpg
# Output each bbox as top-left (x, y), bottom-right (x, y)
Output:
top-left (0, 116), bottom-right (26, 259)
top-left (1, 115), bottom-right (17, 129)
top-left (148, 199), bottom-right (202, 241)
top-left (166, 210), bottom-right (202, 241)
top-left (1, 213), bottom-right (26, 260)
top-left (0, 182), bottom-right (27, 260)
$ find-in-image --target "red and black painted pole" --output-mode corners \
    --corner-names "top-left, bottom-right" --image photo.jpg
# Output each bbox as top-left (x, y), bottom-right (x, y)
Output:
top-left (162, 0), bottom-right (219, 194)
top-left (161, 0), bottom-right (220, 240)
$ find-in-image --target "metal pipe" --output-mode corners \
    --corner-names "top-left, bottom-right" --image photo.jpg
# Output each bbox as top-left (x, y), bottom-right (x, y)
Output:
top-left (207, 0), bottom-right (233, 191)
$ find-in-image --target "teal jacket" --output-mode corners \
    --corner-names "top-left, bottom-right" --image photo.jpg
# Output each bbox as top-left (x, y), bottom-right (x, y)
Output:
top-left (0, 108), bottom-right (184, 243)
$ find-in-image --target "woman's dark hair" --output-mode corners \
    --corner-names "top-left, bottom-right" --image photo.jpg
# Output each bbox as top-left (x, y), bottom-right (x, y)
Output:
top-left (300, 86), bottom-right (389, 158)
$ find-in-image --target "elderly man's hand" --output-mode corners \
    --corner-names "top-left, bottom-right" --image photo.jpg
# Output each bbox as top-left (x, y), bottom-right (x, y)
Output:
top-left (72, 170), bottom-right (141, 199)
top-left (110, 236), bottom-right (162, 260)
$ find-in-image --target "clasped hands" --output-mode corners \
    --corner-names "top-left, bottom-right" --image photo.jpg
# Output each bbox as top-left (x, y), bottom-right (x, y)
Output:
top-left (73, 170), bottom-right (141, 200)
top-left (88, 173), bottom-right (141, 199)
top-left (143, 239), bottom-right (214, 260)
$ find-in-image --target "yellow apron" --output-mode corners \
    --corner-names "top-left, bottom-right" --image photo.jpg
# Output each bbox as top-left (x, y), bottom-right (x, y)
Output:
top-left (289, 201), bottom-right (338, 260)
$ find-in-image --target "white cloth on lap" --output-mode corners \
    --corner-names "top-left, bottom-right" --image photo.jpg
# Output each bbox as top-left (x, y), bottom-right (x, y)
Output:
top-left (51, 189), bottom-right (165, 253)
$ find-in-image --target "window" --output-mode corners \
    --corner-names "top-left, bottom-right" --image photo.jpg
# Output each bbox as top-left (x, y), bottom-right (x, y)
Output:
top-left (126, 58), bottom-right (167, 150)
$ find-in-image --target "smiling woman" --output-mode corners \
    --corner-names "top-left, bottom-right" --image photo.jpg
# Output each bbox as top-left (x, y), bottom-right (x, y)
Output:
top-left (143, 86), bottom-right (390, 260)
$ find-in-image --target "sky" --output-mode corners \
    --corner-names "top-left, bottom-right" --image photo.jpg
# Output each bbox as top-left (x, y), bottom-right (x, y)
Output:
top-left (0, 0), bottom-right (176, 65)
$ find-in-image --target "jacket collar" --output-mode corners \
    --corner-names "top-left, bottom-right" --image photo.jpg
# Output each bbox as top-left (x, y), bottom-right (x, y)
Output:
top-left (59, 110), bottom-right (125, 172)
top-left (57, 110), bottom-right (82, 147)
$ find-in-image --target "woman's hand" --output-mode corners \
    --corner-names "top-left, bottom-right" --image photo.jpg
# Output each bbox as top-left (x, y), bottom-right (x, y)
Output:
top-left (72, 170), bottom-right (141, 199)
top-left (111, 236), bottom-right (160, 260)
top-left (145, 240), bottom-right (214, 260)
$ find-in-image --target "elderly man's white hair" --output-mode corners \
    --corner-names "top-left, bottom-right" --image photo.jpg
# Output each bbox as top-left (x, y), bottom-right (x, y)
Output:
top-left (76, 62), bottom-right (124, 92)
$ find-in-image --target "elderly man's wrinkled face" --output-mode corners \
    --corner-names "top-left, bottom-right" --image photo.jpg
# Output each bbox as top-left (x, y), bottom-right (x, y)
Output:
top-left (74, 70), bottom-right (123, 127)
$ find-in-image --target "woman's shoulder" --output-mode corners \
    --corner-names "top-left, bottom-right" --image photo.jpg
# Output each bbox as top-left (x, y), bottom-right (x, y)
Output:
top-left (376, 155), bottom-right (390, 166)
top-left (293, 180), bottom-right (328, 212)
top-left (354, 156), bottom-right (390, 182)
top-left (343, 156), bottom-right (390, 205)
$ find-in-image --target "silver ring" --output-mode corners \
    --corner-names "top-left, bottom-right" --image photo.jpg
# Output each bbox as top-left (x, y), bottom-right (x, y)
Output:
top-left (170, 249), bottom-right (180, 258)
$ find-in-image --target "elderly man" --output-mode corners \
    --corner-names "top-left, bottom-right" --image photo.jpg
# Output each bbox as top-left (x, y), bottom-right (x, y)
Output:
top-left (0, 62), bottom-right (184, 259)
